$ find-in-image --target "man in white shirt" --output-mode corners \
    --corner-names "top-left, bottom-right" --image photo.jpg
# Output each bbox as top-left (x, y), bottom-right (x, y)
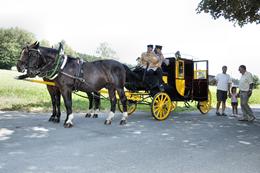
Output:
top-left (238, 65), bottom-right (255, 122)
top-left (215, 66), bottom-right (232, 116)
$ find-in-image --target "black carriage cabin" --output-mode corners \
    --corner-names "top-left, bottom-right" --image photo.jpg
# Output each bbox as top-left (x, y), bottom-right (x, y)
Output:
top-left (161, 57), bottom-right (209, 102)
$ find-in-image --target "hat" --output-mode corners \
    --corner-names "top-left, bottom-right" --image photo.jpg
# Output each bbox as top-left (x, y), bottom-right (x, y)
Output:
top-left (155, 45), bottom-right (162, 50)
top-left (147, 44), bottom-right (153, 48)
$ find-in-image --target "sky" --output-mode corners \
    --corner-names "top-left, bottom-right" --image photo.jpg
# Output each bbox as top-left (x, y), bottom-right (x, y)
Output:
top-left (0, 0), bottom-right (259, 79)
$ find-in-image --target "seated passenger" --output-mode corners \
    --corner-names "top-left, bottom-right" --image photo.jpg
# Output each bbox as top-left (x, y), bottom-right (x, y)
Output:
top-left (134, 44), bottom-right (156, 79)
top-left (140, 44), bottom-right (164, 90)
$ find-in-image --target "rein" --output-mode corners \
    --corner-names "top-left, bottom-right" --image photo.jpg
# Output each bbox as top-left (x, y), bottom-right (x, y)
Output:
top-left (60, 70), bottom-right (100, 93)
top-left (26, 45), bottom-right (64, 80)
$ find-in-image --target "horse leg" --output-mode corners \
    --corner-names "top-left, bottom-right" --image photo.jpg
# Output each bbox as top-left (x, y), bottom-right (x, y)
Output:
top-left (61, 89), bottom-right (74, 128)
top-left (54, 89), bottom-right (61, 123)
top-left (117, 88), bottom-right (128, 125)
top-left (47, 85), bottom-right (57, 122)
top-left (104, 89), bottom-right (117, 125)
top-left (92, 92), bottom-right (101, 118)
top-left (85, 92), bottom-right (93, 118)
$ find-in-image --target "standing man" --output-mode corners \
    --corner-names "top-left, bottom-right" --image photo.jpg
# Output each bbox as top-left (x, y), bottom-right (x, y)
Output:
top-left (238, 65), bottom-right (255, 122)
top-left (215, 66), bottom-right (232, 116)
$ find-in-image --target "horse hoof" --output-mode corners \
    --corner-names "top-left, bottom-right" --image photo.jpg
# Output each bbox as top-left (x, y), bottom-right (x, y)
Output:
top-left (92, 114), bottom-right (98, 118)
top-left (49, 116), bottom-right (55, 122)
top-left (85, 113), bottom-right (91, 118)
top-left (64, 123), bottom-right (73, 128)
top-left (120, 120), bottom-right (127, 125)
top-left (53, 119), bottom-right (60, 123)
top-left (104, 120), bottom-right (112, 125)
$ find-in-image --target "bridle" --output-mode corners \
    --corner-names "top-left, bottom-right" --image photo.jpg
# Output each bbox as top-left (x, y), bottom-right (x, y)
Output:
top-left (27, 48), bottom-right (45, 70)
top-left (19, 47), bottom-right (44, 68)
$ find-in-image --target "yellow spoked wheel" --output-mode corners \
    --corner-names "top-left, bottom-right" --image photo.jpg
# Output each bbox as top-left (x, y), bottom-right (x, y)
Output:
top-left (151, 92), bottom-right (172, 121)
top-left (197, 90), bottom-right (212, 114)
top-left (171, 101), bottom-right (178, 111)
top-left (117, 100), bottom-right (137, 116)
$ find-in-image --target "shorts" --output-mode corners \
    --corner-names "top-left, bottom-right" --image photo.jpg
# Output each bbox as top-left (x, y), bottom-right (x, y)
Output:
top-left (231, 102), bottom-right (238, 107)
top-left (216, 90), bottom-right (227, 102)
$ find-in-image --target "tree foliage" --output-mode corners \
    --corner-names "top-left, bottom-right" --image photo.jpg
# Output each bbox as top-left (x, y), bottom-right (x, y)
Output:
top-left (253, 74), bottom-right (260, 89)
top-left (0, 27), bottom-right (35, 69)
top-left (96, 42), bottom-right (118, 60)
top-left (53, 40), bottom-right (77, 57)
top-left (196, 0), bottom-right (260, 27)
top-left (75, 52), bottom-right (102, 62)
top-left (53, 40), bottom-right (101, 62)
top-left (0, 27), bottom-right (111, 70)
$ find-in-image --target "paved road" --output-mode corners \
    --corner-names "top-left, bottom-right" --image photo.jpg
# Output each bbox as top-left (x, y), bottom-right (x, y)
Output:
top-left (0, 108), bottom-right (260, 173)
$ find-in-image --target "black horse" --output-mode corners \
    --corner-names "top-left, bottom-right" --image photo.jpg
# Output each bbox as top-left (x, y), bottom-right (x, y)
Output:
top-left (18, 42), bottom-right (128, 127)
top-left (16, 74), bottom-right (101, 122)
top-left (17, 43), bottom-right (100, 123)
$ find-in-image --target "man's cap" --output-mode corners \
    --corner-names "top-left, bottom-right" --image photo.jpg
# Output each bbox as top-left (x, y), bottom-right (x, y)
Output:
top-left (155, 45), bottom-right (162, 50)
top-left (147, 44), bottom-right (153, 48)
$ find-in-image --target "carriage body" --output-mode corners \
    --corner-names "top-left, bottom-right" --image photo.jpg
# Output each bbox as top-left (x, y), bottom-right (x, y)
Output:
top-left (161, 57), bottom-right (209, 102)
top-left (118, 56), bottom-right (212, 120)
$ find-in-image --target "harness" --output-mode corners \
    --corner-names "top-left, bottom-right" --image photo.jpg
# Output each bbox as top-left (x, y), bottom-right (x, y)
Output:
top-left (42, 45), bottom-right (65, 80)
top-left (26, 44), bottom-right (99, 92)
top-left (26, 44), bottom-right (66, 80)
top-left (60, 58), bottom-right (85, 91)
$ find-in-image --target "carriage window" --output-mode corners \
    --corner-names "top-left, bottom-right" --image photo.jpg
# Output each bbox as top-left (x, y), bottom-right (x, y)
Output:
top-left (176, 60), bottom-right (184, 79)
top-left (194, 61), bottom-right (207, 79)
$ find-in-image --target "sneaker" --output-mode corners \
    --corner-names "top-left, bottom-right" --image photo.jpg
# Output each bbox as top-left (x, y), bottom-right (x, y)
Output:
top-left (216, 112), bottom-right (221, 116)
top-left (248, 116), bottom-right (256, 122)
top-left (222, 113), bottom-right (227, 116)
top-left (229, 114), bottom-right (236, 117)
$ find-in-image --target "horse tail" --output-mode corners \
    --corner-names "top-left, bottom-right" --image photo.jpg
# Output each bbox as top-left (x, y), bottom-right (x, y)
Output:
top-left (122, 64), bottom-right (131, 81)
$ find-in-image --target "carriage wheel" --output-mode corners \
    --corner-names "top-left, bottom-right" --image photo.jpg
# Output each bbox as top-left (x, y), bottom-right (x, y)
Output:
top-left (171, 101), bottom-right (178, 111)
top-left (151, 92), bottom-right (172, 121)
top-left (197, 90), bottom-right (212, 114)
top-left (117, 100), bottom-right (137, 116)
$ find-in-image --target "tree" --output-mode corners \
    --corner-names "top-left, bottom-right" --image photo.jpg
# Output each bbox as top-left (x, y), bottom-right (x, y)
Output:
top-left (53, 40), bottom-right (77, 57)
top-left (0, 27), bottom-right (35, 69)
top-left (40, 39), bottom-right (51, 47)
top-left (96, 42), bottom-right (118, 60)
top-left (76, 52), bottom-right (102, 62)
top-left (252, 74), bottom-right (260, 89)
top-left (196, 0), bottom-right (260, 27)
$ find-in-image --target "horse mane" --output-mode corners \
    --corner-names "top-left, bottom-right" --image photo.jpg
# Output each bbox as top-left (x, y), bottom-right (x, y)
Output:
top-left (39, 46), bottom-right (59, 59)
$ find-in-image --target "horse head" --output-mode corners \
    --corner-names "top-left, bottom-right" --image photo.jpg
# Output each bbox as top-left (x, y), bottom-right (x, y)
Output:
top-left (16, 41), bottom-right (39, 73)
top-left (17, 41), bottom-right (59, 78)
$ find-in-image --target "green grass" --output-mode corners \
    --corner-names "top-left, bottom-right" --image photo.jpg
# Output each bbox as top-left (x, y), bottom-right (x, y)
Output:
top-left (0, 69), bottom-right (112, 112)
top-left (209, 85), bottom-right (260, 107)
top-left (1, 69), bottom-right (260, 113)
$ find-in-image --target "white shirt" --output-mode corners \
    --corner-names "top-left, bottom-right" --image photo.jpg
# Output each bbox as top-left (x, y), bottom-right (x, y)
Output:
top-left (231, 93), bottom-right (238, 103)
top-left (239, 71), bottom-right (253, 91)
top-left (215, 73), bottom-right (232, 91)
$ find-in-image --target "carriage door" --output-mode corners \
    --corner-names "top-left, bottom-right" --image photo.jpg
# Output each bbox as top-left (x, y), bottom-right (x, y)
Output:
top-left (175, 60), bottom-right (185, 96)
top-left (193, 60), bottom-right (208, 101)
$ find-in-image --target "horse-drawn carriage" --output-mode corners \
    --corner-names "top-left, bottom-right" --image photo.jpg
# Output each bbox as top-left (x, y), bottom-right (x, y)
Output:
top-left (118, 56), bottom-right (212, 120)
top-left (17, 42), bottom-right (211, 127)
